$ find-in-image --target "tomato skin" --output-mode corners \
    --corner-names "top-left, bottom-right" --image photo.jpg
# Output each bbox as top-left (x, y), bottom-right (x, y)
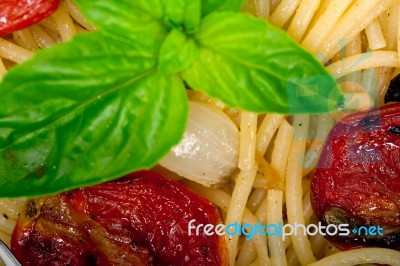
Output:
top-left (311, 103), bottom-right (400, 249)
top-left (0, 0), bottom-right (60, 36)
top-left (11, 171), bottom-right (227, 266)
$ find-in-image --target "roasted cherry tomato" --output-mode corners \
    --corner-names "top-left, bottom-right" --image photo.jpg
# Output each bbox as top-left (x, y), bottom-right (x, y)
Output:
top-left (11, 171), bottom-right (227, 266)
top-left (0, 0), bottom-right (60, 36)
top-left (311, 103), bottom-right (400, 250)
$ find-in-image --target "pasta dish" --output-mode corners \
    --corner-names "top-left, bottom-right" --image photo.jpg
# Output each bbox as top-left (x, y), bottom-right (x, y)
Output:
top-left (0, 0), bottom-right (400, 265)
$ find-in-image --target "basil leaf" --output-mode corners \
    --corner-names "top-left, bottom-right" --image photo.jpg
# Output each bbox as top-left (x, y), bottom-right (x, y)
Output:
top-left (73, 0), bottom-right (167, 44)
top-left (158, 29), bottom-right (198, 75)
top-left (0, 32), bottom-right (157, 125)
top-left (218, 0), bottom-right (246, 13)
top-left (201, 0), bottom-right (246, 16)
top-left (0, 33), bottom-right (188, 197)
top-left (165, 0), bottom-right (201, 33)
top-left (183, 12), bottom-right (344, 113)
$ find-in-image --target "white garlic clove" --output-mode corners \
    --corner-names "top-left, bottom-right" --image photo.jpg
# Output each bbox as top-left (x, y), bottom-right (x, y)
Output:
top-left (159, 101), bottom-right (239, 187)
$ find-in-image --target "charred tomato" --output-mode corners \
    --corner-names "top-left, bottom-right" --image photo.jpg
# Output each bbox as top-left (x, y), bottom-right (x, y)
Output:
top-left (311, 103), bottom-right (400, 249)
top-left (0, 0), bottom-right (60, 36)
top-left (11, 171), bottom-right (227, 266)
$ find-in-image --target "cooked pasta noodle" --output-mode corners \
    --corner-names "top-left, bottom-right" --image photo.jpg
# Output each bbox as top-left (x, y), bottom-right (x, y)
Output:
top-left (63, 0), bottom-right (95, 31)
top-left (254, 0), bottom-right (270, 19)
top-left (52, 6), bottom-right (76, 41)
top-left (270, 119), bottom-right (293, 178)
top-left (343, 34), bottom-right (362, 93)
top-left (1, 0), bottom-right (400, 265)
top-left (377, 66), bottom-right (395, 105)
top-left (365, 19), bottom-right (386, 50)
top-left (12, 29), bottom-right (39, 51)
top-left (266, 189), bottom-right (286, 266)
top-left (225, 112), bottom-right (258, 265)
top-left (385, 2), bottom-right (399, 51)
top-left (308, 248), bottom-right (400, 266)
top-left (361, 68), bottom-right (379, 103)
top-left (0, 199), bottom-right (25, 247)
top-left (285, 245), bottom-right (299, 266)
top-left (29, 25), bottom-right (57, 48)
top-left (238, 191), bottom-right (271, 266)
top-left (0, 38), bottom-right (32, 64)
top-left (39, 17), bottom-right (59, 33)
top-left (285, 115), bottom-right (316, 266)
top-left (303, 114), bottom-right (333, 174)
top-left (302, 190), bottom-right (313, 226)
top-left (269, 0), bottom-right (301, 28)
top-left (301, 0), bottom-right (353, 54)
top-left (326, 51), bottom-right (399, 79)
top-left (256, 114), bottom-right (284, 156)
top-left (309, 233), bottom-right (332, 260)
top-left (319, 0), bottom-right (397, 61)
top-left (287, 0), bottom-right (320, 42)
top-left (247, 188), bottom-right (267, 214)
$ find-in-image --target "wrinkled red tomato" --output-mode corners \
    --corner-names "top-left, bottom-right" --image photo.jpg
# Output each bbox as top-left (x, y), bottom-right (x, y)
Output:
top-left (311, 103), bottom-right (400, 249)
top-left (0, 0), bottom-right (60, 36)
top-left (11, 171), bottom-right (227, 265)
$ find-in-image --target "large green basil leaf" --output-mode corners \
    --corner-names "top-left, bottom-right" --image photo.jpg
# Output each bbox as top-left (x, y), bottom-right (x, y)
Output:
top-left (183, 12), bottom-right (344, 114)
top-left (0, 32), bottom-right (188, 197)
top-left (201, 0), bottom-right (246, 16)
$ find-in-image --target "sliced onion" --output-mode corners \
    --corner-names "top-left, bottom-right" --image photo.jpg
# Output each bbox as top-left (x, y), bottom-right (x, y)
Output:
top-left (159, 101), bottom-right (239, 187)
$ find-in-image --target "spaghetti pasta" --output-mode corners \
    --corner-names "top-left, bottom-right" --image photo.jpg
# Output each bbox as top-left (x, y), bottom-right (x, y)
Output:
top-left (301, 0), bottom-right (353, 54)
top-left (319, 0), bottom-right (397, 61)
top-left (342, 34), bottom-right (362, 93)
top-left (0, 38), bottom-right (32, 64)
top-left (308, 248), bottom-right (400, 266)
top-left (269, 0), bottom-right (301, 28)
top-left (29, 25), bottom-right (57, 48)
top-left (51, 7), bottom-right (76, 41)
top-left (225, 112), bottom-right (258, 265)
top-left (303, 114), bottom-right (333, 175)
top-left (266, 189), bottom-right (286, 266)
top-left (365, 19), bottom-right (386, 50)
top-left (285, 115), bottom-right (316, 266)
top-left (256, 114), bottom-right (284, 156)
top-left (287, 0), bottom-right (320, 42)
top-left (12, 29), bottom-right (39, 51)
top-left (270, 119), bottom-right (293, 179)
top-left (326, 51), bottom-right (399, 79)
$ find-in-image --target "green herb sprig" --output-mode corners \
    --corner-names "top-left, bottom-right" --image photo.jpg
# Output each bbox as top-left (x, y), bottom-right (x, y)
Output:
top-left (0, 0), bottom-right (343, 197)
